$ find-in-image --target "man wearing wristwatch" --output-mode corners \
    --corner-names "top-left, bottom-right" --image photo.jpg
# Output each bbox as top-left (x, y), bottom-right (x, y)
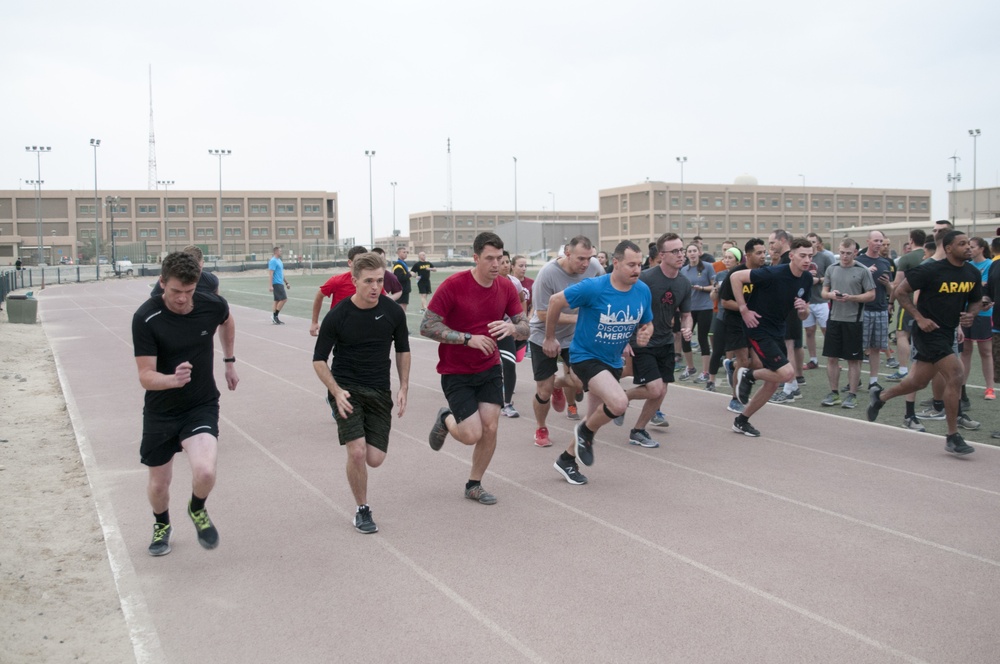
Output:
top-left (419, 232), bottom-right (528, 505)
top-left (132, 252), bottom-right (239, 557)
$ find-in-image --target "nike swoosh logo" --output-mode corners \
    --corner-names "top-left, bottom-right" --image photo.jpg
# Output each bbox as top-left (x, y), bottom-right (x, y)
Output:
top-left (375, 315), bottom-right (384, 320)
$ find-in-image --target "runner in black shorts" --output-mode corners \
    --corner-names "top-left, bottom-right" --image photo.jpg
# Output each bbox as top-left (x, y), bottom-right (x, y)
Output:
top-left (730, 239), bottom-right (815, 437)
top-left (718, 238), bottom-right (767, 414)
top-left (313, 252), bottom-right (410, 533)
top-left (132, 252), bottom-right (239, 557)
top-left (868, 230), bottom-right (983, 455)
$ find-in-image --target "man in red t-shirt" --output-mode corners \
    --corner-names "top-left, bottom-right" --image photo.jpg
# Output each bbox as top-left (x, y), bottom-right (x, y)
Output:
top-left (420, 232), bottom-right (528, 505)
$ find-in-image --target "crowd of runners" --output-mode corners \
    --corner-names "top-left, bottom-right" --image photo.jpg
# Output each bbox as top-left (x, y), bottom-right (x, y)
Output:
top-left (129, 220), bottom-right (1000, 548)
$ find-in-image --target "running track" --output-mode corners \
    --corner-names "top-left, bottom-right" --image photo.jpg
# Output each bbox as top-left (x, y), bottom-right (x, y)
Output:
top-left (38, 280), bottom-right (1000, 663)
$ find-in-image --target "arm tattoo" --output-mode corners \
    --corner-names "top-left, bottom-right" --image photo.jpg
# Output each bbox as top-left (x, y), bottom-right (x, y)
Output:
top-left (419, 310), bottom-right (463, 344)
top-left (510, 313), bottom-right (529, 341)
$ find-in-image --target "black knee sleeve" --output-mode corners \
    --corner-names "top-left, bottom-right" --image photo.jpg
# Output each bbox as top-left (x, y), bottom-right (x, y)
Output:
top-left (535, 394), bottom-right (550, 405)
top-left (603, 404), bottom-right (622, 419)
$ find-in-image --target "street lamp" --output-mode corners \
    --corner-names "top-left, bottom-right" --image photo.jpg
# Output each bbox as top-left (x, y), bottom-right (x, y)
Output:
top-left (25, 146), bottom-right (51, 266)
top-left (365, 150), bottom-right (375, 247)
top-left (969, 129), bottom-right (981, 235)
top-left (513, 156), bottom-right (519, 254)
top-left (208, 149), bottom-right (230, 258)
top-left (105, 195), bottom-right (120, 270)
top-left (26, 179), bottom-right (44, 263)
top-left (391, 181), bottom-right (398, 247)
top-left (676, 156), bottom-right (687, 233)
top-left (947, 153), bottom-right (961, 224)
top-left (158, 179), bottom-right (175, 251)
top-left (90, 139), bottom-right (100, 276)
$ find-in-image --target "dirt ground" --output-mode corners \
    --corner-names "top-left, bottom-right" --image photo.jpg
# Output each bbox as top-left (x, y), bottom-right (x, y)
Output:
top-left (0, 316), bottom-right (135, 663)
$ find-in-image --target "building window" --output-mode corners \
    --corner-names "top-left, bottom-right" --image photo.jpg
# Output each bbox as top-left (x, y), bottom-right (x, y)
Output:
top-left (798, 200), bottom-right (805, 208)
top-left (785, 201), bottom-right (793, 208)
top-left (850, 201), bottom-right (857, 209)
top-left (744, 222), bottom-right (752, 230)
top-left (111, 204), bottom-right (128, 214)
top-left (79, 204), bottom-right (97, 215)
top-left (225, 228), bottom-right (233, 236)
top-left (233, 228), bottom-right (242, 236)
top-left (303, 204), bottom-right (321, 213)
top-left (685, 197), bottom-right (693, 207)
top-left (279, 228), bottom-right (286, 236)
top-left (897, 202), bottom-right (905, 210)
top-left (921, 202), bottom-right (928, 210)
top-left (700, 197), bottom-right (708, 207)
top-left (874, 201), bottom-right (881, 210)
top-left (730, 199), bottom-right (739, 208)
top-left (224, 204), bottom-right (242, 213)
top-left (197, 228), bottom-right (205, 237)
top-left (863, 201), bottom-right (870, 209)
top-left (140, 229), bottom-right (148, 238)
top-left (758, 200), bottom-right (766, 208)
top-left (838, 201), bottom-right (845, 209)
top-left (196, 204), bottom-right (214, 214)
top-left (671, 197), bottom-right (679, 207)
top-left (251, 204), bottom-right (269, 213)
top-left (177, 229), bottom-right (186, 237)
top-left (744, 198), bottom-right (752, 207)
top-left (671, 221), bottom-right (679, 229)
top-left (910, 202), bottom-right (916, 210)
top-left (772, 200), bottom-right (779, 208)
top-left (277, 204), bottom-right (296, 213)
top-left (620, 200), bottom-right (628, 212)
top-left (167, 204), bottom-right (186, 214)
top-left (149, 229), bottom-right (158, 237)
top-left (252, 228), bottom-right (259, 236)
top-left (714, 198), bottom-right (722, 207)
top-left (139, 204), bottom-right (158, 214)
top-left (824, 201), bottom-right (831, 208)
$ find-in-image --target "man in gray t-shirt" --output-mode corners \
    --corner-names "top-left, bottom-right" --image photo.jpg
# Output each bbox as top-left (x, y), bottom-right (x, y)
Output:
top-left (804, 233), bottom-right (837, 369)
top-left (527, 238), bottom-right (603, 448)
top-left (819, 238), bottom-right (876, 405)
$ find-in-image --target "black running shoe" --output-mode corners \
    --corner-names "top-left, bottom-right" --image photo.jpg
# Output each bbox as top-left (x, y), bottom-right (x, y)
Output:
top-left (354, 506), bottom-right (378, 533)
top-left (736, 368), bottom-right (755, 405)
top-left (945, 433), bottom-right (975, 456)
top-left (553, 460), bottom-right (588, 485)
top-left (148, 523), bottom-right (172, 557)
top-left (429, 407), bottom-right (451, 451)
top-left (866, 385), bottom-right (884, 422)
top-left (732, 417), bottom-right (760, 437)
top-left (188, 502), bottom-right (219, 550)
top-left (574, 422), bottom-right (594, 466)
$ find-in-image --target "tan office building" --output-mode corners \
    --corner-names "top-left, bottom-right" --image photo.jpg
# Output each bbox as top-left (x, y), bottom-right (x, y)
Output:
top-left (0, 189), bottom-right (339, 265)
top-left (409, 210), bottom-right (598, 258)
top-left (598, 177), bottom-right (932, 255)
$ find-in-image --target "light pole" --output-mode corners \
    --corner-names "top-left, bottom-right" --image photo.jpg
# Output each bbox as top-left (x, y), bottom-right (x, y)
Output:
top-left (547, 191), bottom-right (555, 260)
top-left (208, 149), bottom-right (230, 258)
top-left (90, 139), bottom-right (100, 276)
top-left (947, 154), bottom-right (961, 224)
top-left (365, 150), bottom-right (375, 247)
top-left (969, 129), bottom-right (981, 235)
top-left (25, 146), bottom-right (51, 266)
top-left (513, 157), bottom-right (519, 254)
top-left (26, 179), bottom-right (44, 263)
top-left (158, 179), bottom-right (174, 251)
top-left (676, 156), bottom-right (687, 234)
top-left (390, 181), bottom-right (398, 248)
top-left (105, 195), bottom-right (120, 270)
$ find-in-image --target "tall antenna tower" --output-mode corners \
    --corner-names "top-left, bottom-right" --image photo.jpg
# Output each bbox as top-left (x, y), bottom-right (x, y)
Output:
top-left (447, 137), bottom-right (453, 223)
top-left (148, 64), bottom-right (158, 189)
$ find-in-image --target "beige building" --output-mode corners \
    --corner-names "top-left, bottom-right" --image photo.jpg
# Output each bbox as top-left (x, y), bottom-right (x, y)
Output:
top-left (0, 189), bottom-right (339, 265)
top-left (409, 210), bottom-right (598, 259)
top-left (598, 177), bottom-right (932, 256)
top-left (949, 186), bottom-right (1000, 231)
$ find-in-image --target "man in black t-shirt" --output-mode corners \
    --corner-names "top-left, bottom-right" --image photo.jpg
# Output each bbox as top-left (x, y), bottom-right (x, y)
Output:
top-left (132, 252), bottom-right (239, 557)
top-left (392, 247), bottom-right (412, 312)
top-left (411, 251), bottom-right (437, 312)
top-left (729, 238), bottom-right (814, 437)
top-left (868, 230), bottom-right (982, 455)
top-left (150, 245), bottom-right (219, 298)
top-left (718, 238), bottom-right (767, 413)
top-left (313, 252), bottom-right (411, 534)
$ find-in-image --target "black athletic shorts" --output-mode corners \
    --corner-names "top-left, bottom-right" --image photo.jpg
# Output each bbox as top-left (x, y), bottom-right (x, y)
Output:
top-left (631, 345), bottom-right (675, 386)
top-left (724, 319), bottom-right (748, 351)
top-left (529, 341), bottom-right (572, 381)
top-left (746, 334), bottom-right (789, 373)
top-left (441, 365), bottom-right (503, 423)
top-left (141, 401), bottom-right (220, 467)
top-left (418, 281), bottom-right (432, 295)
top-left (329, 384), bottom-right (393, 452)
top-left (962, 316), bottom-right (992, 342)
top-left (397, 288), bottom-right (410, 305)
top-left (784, 309), bottom-right (803, 348)
top-left (571, 359), bottom-right (623, 392)
top-left (912, 326), bottom-right (957, 364)
top-left (823, 320), bottom-right (864, 361)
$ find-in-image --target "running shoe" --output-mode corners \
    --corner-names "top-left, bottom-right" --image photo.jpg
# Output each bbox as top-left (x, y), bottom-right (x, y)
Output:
top-left (354, 506), bottom-right (378, 534)
top-left (803, 360), bottom-right (819, 370)
top-left (628, 428), bottom-right (660, 448)
top-left (769, 391), bottom-right (794, 404)
top-left (188, 502), bottom-right (219, 550)
top-left (795, 375), bottom-right (806, 385)
top-left (574, 422), bottom-right (594, 466)
top-left (272, 314), bottom-right (285, 325)
top-left (991, 431), bottom-right (1000, 439)
top-left (551, 387), bottom-right (566, 413)
top-left (704, 381), bottom-right (716, 392)
top-left (566, 404), bottom-right (580, 420)
top-left (985, 388), bottom-right (996, 400)
top-left (868, 381), bottom-right (883, 392)
top-left (727, 399), bottom-right (744, 414)
top-left (679, 367), bottom-right (697, 381)
top-left (960, 396), bottom-right (971, 412)
top-left (789, 388), bottom-right (803, 401)
top-left (919, 397), bottom-right (934, 408)
top-left (650, 411), bottom-right (669, 427)
top-left (723, 358), bottom-right (736, 389)
top-left (841, 393), bottom-right (857, 409)
top-left (886, 357), bottom-right (900, 369)
top-left (821, 391), bottom-right (842, 407)
top-left (732, 417), bottom-right (760, 437)
top-left (916, 407), bottom-right (946, 421)
top-left (945, 433), bottom-right (975, 456)
top-left (553, 459), bottom-right (588, 485)
top-left (501, 404), bottom-right (520, 418)
top-left (736, 368), bottom-right (755, 405)
top-left (534, 427), bottom-right (552, 448)
top-left (694, 372), bottom-right (709, 384)
top-left (866, 385), bottom-right (884, 422)
top-left (465, 485), bottom-right (498, 505)
top-left (902, 416), bottom-right (926, 432)
top-left (429, 407), bottom-right (451, 450)
top-left (957, 413), bottom-right (981, 431)
top-left (612, 413), bottom-right (625, 427)
top-left (885, 371), bottom-right (906, 382)
top-left (148, 523), bottom-right (172, 557)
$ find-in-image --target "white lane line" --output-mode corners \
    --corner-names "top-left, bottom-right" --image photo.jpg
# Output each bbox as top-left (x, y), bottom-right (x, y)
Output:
top-left (221, 414), bottom-right (549, 664)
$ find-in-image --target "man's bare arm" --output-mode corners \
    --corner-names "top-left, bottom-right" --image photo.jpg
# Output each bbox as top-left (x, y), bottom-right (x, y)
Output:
top-left (510, 312), bottom-right (529, 341)
top-left (420, 310), bottom-right (463, 344)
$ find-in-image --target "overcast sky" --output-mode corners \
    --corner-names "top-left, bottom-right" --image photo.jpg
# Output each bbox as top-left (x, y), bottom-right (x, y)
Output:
top-left (4, 0), bottom-right (998, 243)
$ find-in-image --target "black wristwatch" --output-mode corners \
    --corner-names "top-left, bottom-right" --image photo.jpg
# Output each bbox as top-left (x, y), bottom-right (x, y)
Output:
top-left (463, 333), bottom-right (472, 346)
top-left (223, 357), bottom-right (236, 363)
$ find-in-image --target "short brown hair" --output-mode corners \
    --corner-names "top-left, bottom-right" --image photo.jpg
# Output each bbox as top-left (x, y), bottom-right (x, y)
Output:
top-left (160, 252), bottom-right (201, 284)
top-left (352, 252), bottom-right (386, 278)
top-left (181, 244), bottom-right (204, 262)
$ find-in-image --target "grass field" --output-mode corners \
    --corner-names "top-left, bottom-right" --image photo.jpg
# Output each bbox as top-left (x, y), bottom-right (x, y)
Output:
top-left (215, 266), bottom-right (1000, 445)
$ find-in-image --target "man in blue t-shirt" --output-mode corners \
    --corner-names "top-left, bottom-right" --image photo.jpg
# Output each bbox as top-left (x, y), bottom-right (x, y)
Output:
top-left (730, 238), bottom-right (815, 437)
top-left (543, 240), bottom-right (652, 484)
top-left (267, 246), bottom-right (289, 325)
